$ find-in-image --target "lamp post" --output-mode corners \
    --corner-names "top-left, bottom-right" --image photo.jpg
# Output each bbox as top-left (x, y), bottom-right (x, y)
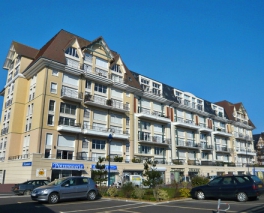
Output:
top-left (108, 133), bottom-right (113, 187)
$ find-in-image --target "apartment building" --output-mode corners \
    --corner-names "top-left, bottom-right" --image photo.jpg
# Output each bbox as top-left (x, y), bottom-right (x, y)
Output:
top-left (0, 30), bottom-right (257, 184)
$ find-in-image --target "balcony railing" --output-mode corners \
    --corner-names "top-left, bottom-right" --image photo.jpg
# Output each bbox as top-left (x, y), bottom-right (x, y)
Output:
top-left (58, 121), bottom-right (81, 128)
top-left (1, 127), bottom-right (9, 135)
top-left (172, 159), bottom-right (185, 165)
top-left (200, 144), bottom-right (213, 150)
top-left (153, 158), bottom-right (167, 164)
top-left (85, 94), bottom-right (107, 104)
top-left (8, 154), bottom-right (30, 160)
top-left (176, 138), bottom-right (199, 148)
top-left (61, 87), bottom-right (83, 99)
top-left (188, 160), bottom-right (200, 165)
top-left (138, 131), bottom-right (169, 144)
top-left (95, 68), bottom-right (108, 78)
top-left (83, 124), bottom-right (109, 133)
top-left (0, 157), bottom-right (5, 161)
top-left (66, 57), bottom-right (80, 69)
top-left (138, 107), bottom-right (166, 118)
top-left (215, 147), bottom-right (232, 152)
top-left (214, 127), bottom-right (227, 133)
top-left (201, 161), bottom-right (224, 166)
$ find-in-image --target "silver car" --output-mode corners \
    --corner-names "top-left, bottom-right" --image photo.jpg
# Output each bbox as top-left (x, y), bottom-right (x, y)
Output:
top-left (31, 176), bottom-right (98, 204)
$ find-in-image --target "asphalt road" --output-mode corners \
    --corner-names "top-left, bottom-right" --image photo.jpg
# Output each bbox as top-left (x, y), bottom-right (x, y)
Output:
top-left (0, 194), bottom-right (264, 213)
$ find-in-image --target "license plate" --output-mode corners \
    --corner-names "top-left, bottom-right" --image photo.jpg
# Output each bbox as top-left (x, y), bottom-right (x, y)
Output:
top-left (31, 193), bottom-right (36, 196)
top-left (258, 185), bottom-right (263, 188)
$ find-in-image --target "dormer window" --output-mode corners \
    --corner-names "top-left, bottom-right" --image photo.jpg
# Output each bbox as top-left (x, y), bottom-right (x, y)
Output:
top-left (65, 47), bottom-right (79, 58)
top-left (152, 82), bottom-right (161, 96)
top-left (111, 64), bottom-right (121, 73)
top-left (84, 53), bottom-right (92, 63)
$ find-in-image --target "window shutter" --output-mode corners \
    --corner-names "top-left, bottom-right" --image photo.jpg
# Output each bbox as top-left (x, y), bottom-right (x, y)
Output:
top-left (170, 108), bottom-right (173, 121)
top-left (57, 135), bottom-right (75, 147)
top-left (195, 115), bottom-right (198, 125)
top-left (134, 97), bottom-right (137, 113)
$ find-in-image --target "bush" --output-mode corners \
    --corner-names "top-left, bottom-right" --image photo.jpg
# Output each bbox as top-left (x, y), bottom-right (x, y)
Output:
top-left (191, 176), bottom-right (209, 187)
top-left (121, 182), bottom-right (134, 198)
top-left (132, 187), bottom-right (145, 199)
top-left (156, 189), bottom-right (169, 201)
top-left (179, 188), bottom-right (190, 198)
top-left (107, 186), bottom-right (118, 197)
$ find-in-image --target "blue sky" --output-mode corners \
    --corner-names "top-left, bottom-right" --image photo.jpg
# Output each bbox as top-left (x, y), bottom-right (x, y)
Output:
top-left (0, 0), bottom-right (263, 134)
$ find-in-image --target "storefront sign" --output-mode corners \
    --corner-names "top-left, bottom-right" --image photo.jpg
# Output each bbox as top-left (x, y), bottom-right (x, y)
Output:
top-left (189, 168), bottom-right (200, 172)
top-left (52, 163), bottom-right (84, 170)
top-left (91, 164), bottom-right (117, 170)
top-left (22, 162), bottom-right (32, 166)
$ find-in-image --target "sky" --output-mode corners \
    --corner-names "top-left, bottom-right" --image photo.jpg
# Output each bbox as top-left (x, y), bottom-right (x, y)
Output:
top-left (0, 0), bottom-right (263, 134)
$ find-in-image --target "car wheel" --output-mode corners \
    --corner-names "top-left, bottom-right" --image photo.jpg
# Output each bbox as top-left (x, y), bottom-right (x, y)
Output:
top-left (196, 191), bottom-right (205, 200)
top-left (48, 193), bottom-right (59, 204)
top-left (237, 192), bottom-right (248, 202)
top-left (87, 191), bottom-right (96, 201)
top-left (24, 190), bottom-right (31, 195)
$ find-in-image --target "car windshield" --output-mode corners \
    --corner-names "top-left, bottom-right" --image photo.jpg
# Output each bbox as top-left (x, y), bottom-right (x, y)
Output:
top-left (47, 177), bottom-right (68, 186)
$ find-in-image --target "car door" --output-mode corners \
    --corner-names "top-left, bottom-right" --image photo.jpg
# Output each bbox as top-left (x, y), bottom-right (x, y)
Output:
top-left (203, 177), bottom-right (223, 198)
top-left (75, 177), bottom-right (89, 198)
top-left (60, 178), bottom-right (77, 199)
top-left (219, 177), bottom-right (236, 199)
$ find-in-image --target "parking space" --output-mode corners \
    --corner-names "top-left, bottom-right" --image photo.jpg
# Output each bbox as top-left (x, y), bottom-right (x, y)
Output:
top-left (1, 195), bottom-right (264, 213)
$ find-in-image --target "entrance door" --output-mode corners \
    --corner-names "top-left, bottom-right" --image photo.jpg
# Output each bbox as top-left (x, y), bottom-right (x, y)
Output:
top-left (110, 173), bottom-right (115, 186)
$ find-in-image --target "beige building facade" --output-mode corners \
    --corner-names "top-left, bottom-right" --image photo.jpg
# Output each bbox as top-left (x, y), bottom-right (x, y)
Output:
top-left (0, 30), bottom-right (257, 184)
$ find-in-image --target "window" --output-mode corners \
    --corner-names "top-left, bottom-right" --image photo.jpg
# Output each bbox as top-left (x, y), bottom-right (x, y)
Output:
top-left (52, 70), bottom-right (58, 76)
top-left (110, 114), bottom-right (122, 124)
top-left (82, 139), bottom-right (88, 148)
top-left (139, 145), bottom-right (151, 154)
top-left (94, 83), bottom-right (107, 93)
top-left (92, 140), bottom-right (105, 150)
top-left (59, 117), bottom-right (75, 126)
top-left (111, 88), bottom-right (122, 98)
top-left (60, 103), bottom-right (76, 115)
top-left (46, 134), bottom-right (53, 146)
top-left (85, 80), bottom-right (91, 89)
top-left (111, 64), bottom-right (121, 73)
top-left (110, 142), bottom-right (122, 152)
top-left (84, 53), bottom-right (92, 63)
top-left (96, 57), bottom-right (108, 68)
top-left (47, 115), bottom-right (54, 125)
top-left (49, 100), bottom-right (55, 111)
top-left (141, 78), bottom-right (149, 91)
top-left (154, 124), bottom-right (162, 133)
top-left (84, 108), bottom-right (90, 118)
top-left (65, 47), bottom-right (79, 58)
top-left (139, 121), bottom-right (150, 130)
top-left (63, 73), bottom-right (79, 86)
top-left (50, 83), bottom-right (57, 94)
top-left (57, 135), bottom-right (75, 147)
top-left (154, 147), bottom-right (164, 155)
top-left (93, 111), bottom-right (107, 121)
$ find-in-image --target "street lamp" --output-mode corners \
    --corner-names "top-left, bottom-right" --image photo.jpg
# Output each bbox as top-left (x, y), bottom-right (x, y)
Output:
top-left (108, 133), bottom-right (113, 187)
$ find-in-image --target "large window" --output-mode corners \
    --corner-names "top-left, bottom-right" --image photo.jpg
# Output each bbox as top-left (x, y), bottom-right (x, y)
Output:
top-left (110, 114), bottom-right (122, 124)
top-left (59, 117), bottom-right (75, 126)
top-left (94, 83), bottom-right (107, 93)
top-left (63, 73), bottom-right (79, 86)
top-left (49, 100), bottom-right (55, 111)
top-left (46, 134), bottom-right (53, 146)
top-left (139, 121), bottom-right (150, 130)
top-left (65, 47), bottom-right (79, 58)
top-left (93, 111), bottom-right (107, 121)
top-left (92, 140), bottom-right (105, 150)
top-left (139, 145), bottom-right (151, 154)
top-left (111, 64), bottom-right (121, 73)
top-left (47, 115), bottom-right (54, 125)
top-left (96, 57), bottom-right (108, 68)
top-left (60, 103), bottom-right (76, 115)
top-left (154, 147), bottom-right (164, 155)
top-left (57, 135), bottom-right (75, 147)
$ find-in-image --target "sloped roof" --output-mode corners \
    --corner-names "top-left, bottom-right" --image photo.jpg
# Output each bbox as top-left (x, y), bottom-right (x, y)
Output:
top-left (23, 29), bottom-right (141, 90)
top-left (13, 42), bottom-right (38, 59)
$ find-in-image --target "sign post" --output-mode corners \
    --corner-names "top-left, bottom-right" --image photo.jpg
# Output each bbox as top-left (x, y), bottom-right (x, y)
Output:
top-left (108, 133), bottom-right (113, 187)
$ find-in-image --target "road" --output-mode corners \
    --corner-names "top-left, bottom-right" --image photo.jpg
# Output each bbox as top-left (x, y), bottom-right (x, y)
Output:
top-left (0, 194), bottom-right (264, 213)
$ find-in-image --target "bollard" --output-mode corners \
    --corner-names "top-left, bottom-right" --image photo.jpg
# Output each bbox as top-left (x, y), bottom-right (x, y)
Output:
top-left (216, 199), bottom-right (230, 213)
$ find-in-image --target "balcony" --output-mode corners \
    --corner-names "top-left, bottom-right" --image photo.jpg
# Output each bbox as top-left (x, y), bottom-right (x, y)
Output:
top-left (200, 143), bottom-right (213, 150)
top-left (175, 97), bottom-right (204, 112)
top-left (84, 94), bottom-right (110, 109)
top-left (5, 99), bottom-right (12, 108)
top-left (173, 117), bottom-right (200, 130)
top-left (215, 146), bottom-right (233, 153)
top-left (201, 161), bottom-right (224, 166)
top-left (57, 121), bottom-right (82, 133)
top-left (110, 128), bottom-right (129, 140)
top-left (138, 131), bottom-right (170, 146)
top-left (66, 57), bottom-right (80, 69)
top-left (108, 99), bottom-right (130, 112)
top-left (188, 160), bottom-right (200, 165)
top-left (8, 154), bottom-right (30, 160)
top-left (61, 87), bottom-right (83, 102)
top-left (199, 123), bottom-right (213, 132)
top-left (153, 158), bottom-right (167, 165)
top-left (176, 138), bottom-right (200, 149)
top-left (236, 148), bottom-right (256, 156)
top-left (1, 127), bottom-right (8, 135)
top-left (172, 159), bottom-right (185, 165)
top-left (137, 107), bottom-right (170, 123)
top-left (213, 127), bottom-right (232, 137)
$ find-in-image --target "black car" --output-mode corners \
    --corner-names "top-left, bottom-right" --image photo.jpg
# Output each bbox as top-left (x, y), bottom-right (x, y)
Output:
top-left (191, 175), bottom-right (264, 202)
top-left (12, 179), bottom-right (50, 195)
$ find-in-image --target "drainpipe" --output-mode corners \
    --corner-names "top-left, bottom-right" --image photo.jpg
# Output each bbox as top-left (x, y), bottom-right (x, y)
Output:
top-left (38, 66), bottom-right (49, 154)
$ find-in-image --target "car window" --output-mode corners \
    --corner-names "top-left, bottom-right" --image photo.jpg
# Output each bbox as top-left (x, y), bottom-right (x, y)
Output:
top-left (251, 175), bottom-right (262, 183)
top-left (222, 177), bottom-right (234, 185)
top-left (234, 176), bottom-right (251, 184)
top-left (26, 181), bottom-right (33, 185)
top-left (76, 178), bottom-right (89, 185)
top-left (44, 181), bottom-right (49, 185)
top-left (209, 177), bottom-right (222, 186)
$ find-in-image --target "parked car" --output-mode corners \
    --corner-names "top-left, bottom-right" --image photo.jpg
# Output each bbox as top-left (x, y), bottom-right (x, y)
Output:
top-left (191, 175), bottom-right (264, 202)
top-left (12, 179), bottom-right (50, 195)
top-left (31, 176), bottom-right (98, 204)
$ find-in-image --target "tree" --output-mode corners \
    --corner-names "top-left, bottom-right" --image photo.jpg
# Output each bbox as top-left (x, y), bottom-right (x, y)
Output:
top-left (91, 157), bottom-right (108, 194)
top-left (142, 159), bottom-right (163, 188)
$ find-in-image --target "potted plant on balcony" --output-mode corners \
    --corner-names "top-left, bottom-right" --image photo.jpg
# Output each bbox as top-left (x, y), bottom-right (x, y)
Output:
top-left (114, 156), bottom-right (123, 162)
top-left (85, 93), bottom-right (92, 101)
top-left (106, 99), bottom-right (112, 106)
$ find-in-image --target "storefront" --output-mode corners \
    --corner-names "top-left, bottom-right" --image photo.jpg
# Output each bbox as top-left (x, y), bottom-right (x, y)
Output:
top-left (91, 164), bottom-right (118, 186)
top-left (51, 162), bottom-right (88, 181)
top-left (170, 168), bottom-right (185, 183)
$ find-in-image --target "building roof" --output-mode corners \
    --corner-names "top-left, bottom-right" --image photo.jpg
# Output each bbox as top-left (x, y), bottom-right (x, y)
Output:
top-left (13, 41), bottom-right (38, 59)
top-left (22, 29), bottom-right (141, 90)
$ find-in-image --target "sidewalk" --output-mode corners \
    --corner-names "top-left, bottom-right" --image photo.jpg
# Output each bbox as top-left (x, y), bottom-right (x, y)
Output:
top-left (0, 184), bottom-right (13, 193)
